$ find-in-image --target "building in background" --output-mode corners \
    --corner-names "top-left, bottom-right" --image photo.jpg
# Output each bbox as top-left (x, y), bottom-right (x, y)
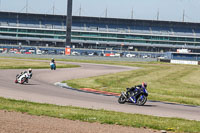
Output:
top-left (0, 11), bottom-right (200, 53)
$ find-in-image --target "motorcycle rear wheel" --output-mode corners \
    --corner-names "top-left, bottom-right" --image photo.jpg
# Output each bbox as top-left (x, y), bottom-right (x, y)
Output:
top-left (118, 95), bottom-right (126, 104)
top-left (136, 94), bottom-right (147, 106)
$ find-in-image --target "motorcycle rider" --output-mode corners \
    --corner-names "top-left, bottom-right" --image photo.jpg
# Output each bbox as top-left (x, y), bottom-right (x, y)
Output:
top-left (126, 82), bottom-right (147, 99)
top-left (16, 69), bottom-right (32, 83)
top-left (20, 69), bottom-right (32, 79)
top-left (50, 58), bottom-right (56, 70)
top-left (51, 58), bottom-right (55, 63)
top-left (28, 68), bottom-right (32, 79)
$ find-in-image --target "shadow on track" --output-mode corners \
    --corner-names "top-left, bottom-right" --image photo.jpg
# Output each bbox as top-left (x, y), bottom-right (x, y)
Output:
top-left (15, 84), bottom-right (40, 86)
top-left (149, 100), bottom-right (199, 108)
top-left (125, 102), bottom-right (157, 107)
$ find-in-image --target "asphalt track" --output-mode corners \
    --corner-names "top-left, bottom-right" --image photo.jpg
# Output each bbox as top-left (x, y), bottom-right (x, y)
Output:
top-left (0, 60), bottom-right (199, 121)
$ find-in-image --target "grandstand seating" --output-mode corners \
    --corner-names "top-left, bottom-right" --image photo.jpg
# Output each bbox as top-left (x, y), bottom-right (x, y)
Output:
top-left (0, 11), bottom-right (200, 51)
top-left (1, 19), bottom-right (199, 39)
top-left (1, 13), bottom-right (199, 38)
top-left (129, 26), bottom-right (151, 34)
top-left (2, 19), bottom-right (200, 39)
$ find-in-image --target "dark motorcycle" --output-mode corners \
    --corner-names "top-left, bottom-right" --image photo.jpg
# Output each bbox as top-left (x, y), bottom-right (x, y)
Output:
top-left (118, 87), bottom-right (148, 106)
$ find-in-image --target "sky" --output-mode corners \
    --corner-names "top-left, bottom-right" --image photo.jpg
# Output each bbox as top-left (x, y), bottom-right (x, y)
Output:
top-left (0, 0), bottom-right (200, 23)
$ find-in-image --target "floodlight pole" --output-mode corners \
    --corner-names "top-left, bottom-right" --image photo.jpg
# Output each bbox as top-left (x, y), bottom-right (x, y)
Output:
top-left (0, 0), bottom-right (1, 11)
top-left (182, 9), bottom-right (185, 22)
top-left (26, 0), bottom-right (28, 13)
top-left (66, 0), bottom-right (73, 48)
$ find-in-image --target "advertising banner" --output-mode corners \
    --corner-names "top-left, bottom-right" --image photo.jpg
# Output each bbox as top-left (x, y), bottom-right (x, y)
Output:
top-left (171, 60), bottom-right (198, 65)
top-left (65, 48), bottom-right (71, 55)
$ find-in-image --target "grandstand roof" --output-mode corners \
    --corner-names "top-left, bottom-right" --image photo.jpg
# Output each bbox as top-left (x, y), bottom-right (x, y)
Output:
top-left (0, 11), bottom-right (200, 29)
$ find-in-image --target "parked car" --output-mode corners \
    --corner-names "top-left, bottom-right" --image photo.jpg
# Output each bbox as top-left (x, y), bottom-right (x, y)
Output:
top-left (71, 51), bottom-right (80, 56)
top-left (88, 53), bottom-right (94, 56)
top-left (126, 54), bottom-right (136, 58)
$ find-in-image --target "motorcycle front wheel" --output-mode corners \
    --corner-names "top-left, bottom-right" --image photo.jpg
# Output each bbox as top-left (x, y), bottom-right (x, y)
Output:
top-left (136, 94), bottom-right (147, 106)
top-left (118, 95), bottom-right (126, 104)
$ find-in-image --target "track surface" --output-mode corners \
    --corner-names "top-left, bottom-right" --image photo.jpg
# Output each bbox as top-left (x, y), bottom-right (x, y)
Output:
top-left (0, 60), bottom-right (199, 121)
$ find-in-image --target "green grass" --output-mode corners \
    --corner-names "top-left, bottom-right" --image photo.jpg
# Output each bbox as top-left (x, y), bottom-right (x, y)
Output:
top-left (0, 58), bottom-right (80, 69)
top-left (0, 97), bottom-right (199, 133)
top-left (1, 56), bottom-right (200, 106)
top-left (63, 62), bottom-right (200, 106)
top-left (0, 56), bottom-right (200, 132)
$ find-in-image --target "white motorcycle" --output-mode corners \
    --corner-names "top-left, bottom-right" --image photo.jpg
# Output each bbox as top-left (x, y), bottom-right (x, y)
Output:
top-left (15, 71), bottom-right (32, 84)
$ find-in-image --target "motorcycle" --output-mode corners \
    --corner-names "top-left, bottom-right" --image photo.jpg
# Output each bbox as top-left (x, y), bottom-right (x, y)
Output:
top-left (15, 72), bottom-right (30, 84)
top-left (50, 62), bottom-right (56, 70)
top-left (118, 87), bottom-right (148, 106)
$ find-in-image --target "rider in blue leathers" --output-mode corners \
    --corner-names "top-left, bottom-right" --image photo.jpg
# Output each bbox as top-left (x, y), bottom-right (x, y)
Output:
top-left (126, 82), bottom-right (147, 99)
top-left (50, 58), bottom-right (56, 70)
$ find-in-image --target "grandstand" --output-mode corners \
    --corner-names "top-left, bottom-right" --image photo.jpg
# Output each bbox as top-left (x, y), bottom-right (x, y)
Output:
top-left (1, 11), bottom-right (200, 52)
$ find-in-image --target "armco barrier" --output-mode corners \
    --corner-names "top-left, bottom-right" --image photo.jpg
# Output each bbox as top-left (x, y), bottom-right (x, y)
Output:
top-left (171, 60), bottom-right (198, 65)
top-left (0, 53), bottom-right (157, 62)
top-left (160, 59), bottom-right (200, 65)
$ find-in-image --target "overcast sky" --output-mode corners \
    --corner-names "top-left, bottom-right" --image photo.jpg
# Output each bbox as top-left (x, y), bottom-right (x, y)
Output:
top-left (1, 0), bottom-right (200, 22)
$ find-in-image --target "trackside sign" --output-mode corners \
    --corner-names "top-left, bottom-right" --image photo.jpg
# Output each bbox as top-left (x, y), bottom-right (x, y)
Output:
top-left (65, 48), bottom-right (71, 55)
top-left (171, 60), bottom-right (198, 65)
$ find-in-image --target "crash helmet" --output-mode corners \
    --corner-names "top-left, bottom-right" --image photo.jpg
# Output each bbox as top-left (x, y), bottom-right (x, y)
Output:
top-left (28, 68), bottom-right (32, 73)
top-left (24, 71), bottom-right (27, 73)
top-left (142, 82), bottom-right (147, 88)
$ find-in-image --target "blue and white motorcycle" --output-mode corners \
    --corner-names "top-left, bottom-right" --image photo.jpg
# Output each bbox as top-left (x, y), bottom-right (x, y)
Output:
top-left (118, 87), bottom-right (148, 106)
top-left (50, 62), bottom-right (56, 70)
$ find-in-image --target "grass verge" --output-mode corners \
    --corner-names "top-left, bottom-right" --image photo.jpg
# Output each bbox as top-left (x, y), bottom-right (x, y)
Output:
top-left (0, 97), bottom-right (199, 133)
top-left (1, 56), bottom-right (200, 106)
top-left (0, 58), bottom-right (80, 69)
top-left (63, 62), bottom-right (200, 106)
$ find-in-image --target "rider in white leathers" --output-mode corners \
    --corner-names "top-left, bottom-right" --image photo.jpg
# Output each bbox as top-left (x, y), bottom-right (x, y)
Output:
top-left (16, 68), bottom-right (32, 84)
